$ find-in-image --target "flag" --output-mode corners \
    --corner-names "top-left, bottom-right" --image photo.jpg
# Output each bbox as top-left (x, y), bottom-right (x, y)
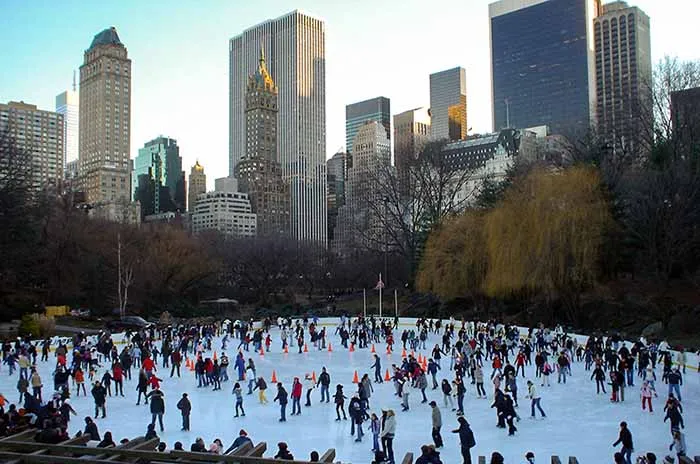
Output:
top-left (375, 274), bottom-right (385, 290)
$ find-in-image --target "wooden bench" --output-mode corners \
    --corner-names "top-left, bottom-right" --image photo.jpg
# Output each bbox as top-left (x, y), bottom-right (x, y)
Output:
top-left (400, 452), bottom-right (413, 464)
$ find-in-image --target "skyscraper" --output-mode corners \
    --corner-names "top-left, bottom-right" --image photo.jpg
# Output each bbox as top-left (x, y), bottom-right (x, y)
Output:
top-left (79, 26), bottom-right (131, 204)
top-left (235, 46), bottom-right (290, 236)
top-left (489, 0), bottom-right (600, 136)
top-left (594, 1), bottom-right (651, 152)
top-left (345, 97), bottom-right (391, 153)
top-left (393, 107), bottom-right (431, 181)
top-left (132, 136), bottom-right (186, 218)
top-left (334, 121), bottom-right (391, 252)
top-left (0, 101), bottom-right (64, 190)
top-left (229, 10), bottom-right (326, 244)
top-left (429, 67), bottom-right (467, 141)
top-left (55, 75), bottom-right (79, 176)
top-left (188, 161), bottom-right (206, 212)
top-left (326, 151), bottom-right (347, 244)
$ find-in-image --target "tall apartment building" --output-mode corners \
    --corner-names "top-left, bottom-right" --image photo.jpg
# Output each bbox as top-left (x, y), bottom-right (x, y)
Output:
top-left (393, 107), bottom-right (431, 183)
top-left (235, 46), bottom-right (290, 236)
top-left (671, 87), bottom-right (700, 154)
top-left (429, 67), bottom-right (467, 141)
top-left (230, 10), bottom-right (327, 244)
top-left (594, 1), bottom-right (651, 152)
top-left (187, 161), bottom-right (206, 212)
top-left (132, 136), bottom-right (186, 218)
top-left (0, 101), bottom-right (64, 190)
top-left (345, 97), bottom-right (391, 153)
top-left (79, 26), bottom-right (132, 204)
top-left (55, 78), bottom-right (79, 176)
top-left (490, 0), bottom-right (600, 136)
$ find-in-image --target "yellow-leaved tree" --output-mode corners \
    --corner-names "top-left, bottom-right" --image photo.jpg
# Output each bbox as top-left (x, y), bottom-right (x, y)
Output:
top-left (484, 166), bottom-right (611, 323)
top-left (416, 211), bottom-right (488, 301)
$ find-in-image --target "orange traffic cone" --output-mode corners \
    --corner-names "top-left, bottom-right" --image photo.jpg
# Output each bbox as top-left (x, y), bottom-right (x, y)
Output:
top-left (312, 371), bottom-right (317, 383)
top-left (384, 369), bottom-right (391, 382)
top-left (304, 344), bottom-right (309, 353)
top-left (213, 351), bottom-right (218, 361)
top-left (371, 344), bottom-right (376, 353)
top-left (386, 345), bottom-right (392, 355)
top-left (401, 348), bottom-right (407, 358)
top-left (260, 347), bottom-right (264, 356)
top-left (271, 370), bottom-right (278, 383)
top-left (352, 370), bottom-right (359, 383)
top-left (349, 343), bottom-right (355, 353)
top-left (410, 350), bottom-right (415, 358)
top-left (417, 354), bottom-right (422, 364)
top-left (284, 345), bottom-right (289, 354)
top-left (328, 343), bottom-right (333, 352)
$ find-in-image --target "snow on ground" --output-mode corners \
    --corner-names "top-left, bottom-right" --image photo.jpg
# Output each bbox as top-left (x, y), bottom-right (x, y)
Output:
top-left (1, 319), bottom-right (698, 463)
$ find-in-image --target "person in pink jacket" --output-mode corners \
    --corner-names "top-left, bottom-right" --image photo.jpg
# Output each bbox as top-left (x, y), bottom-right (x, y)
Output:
top-left (640, 380), bottom-right (656, 413)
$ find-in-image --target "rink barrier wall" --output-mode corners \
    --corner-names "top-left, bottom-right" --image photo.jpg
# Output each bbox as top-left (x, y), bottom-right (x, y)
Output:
top-left (0, 430), bottom-right (394, 463)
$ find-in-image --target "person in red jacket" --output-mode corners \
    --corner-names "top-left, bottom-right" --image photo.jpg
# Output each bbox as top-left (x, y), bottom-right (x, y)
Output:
top-left (516, 352), bottom-right (526, 377)
top-left (112, 363), bottom-right (124, 397)
top-left (148, 374), bottom-right (163, 390)
top-left (142, 356), bottom-right (156, 378)
top-left (491, 355), bottom-right (503, 379)
top-left (170, 351), bottom-right (182, 378)
top-left (291, 377), bottom-right (303, 416)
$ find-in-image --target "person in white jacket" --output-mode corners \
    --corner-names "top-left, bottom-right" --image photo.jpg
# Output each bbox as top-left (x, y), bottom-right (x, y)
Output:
top-left (527, 381), bottom-right (546, 419)
top-left (380, 409), bottom-right (396, 464)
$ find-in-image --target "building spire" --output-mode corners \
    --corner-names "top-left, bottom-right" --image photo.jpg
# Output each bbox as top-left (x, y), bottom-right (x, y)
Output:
top-left (72, 70), bottom-right (77, 92)
top-left (260, 42), bottom-right (266, 67)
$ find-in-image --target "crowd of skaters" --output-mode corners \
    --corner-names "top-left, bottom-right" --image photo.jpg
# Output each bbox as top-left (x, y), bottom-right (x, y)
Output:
top-left (0, 315), bottom-right (697, 463)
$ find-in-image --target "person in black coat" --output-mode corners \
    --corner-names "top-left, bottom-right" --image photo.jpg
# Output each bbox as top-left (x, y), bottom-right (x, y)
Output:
top-left (274, 441), bottom-right (294, 460)
top-left (91, 382), bottom-right (107, 418)
top-left (490, 388), bottom-right (506, 428)
top-left (273, 383), bottom-right (288, 422)
top-left (136, 369), bottom-right (149, 405)
top-left (612, 421), bottom-right (634, 464)
top-left (502, 395), bottom-right (518, 436)
top-left (97, 431), bottom-right (115, 448)
top-left (147, 388), bottom-right (165, 431)
top-left (452, 416), bottom-right (475, 464)
top-left (145, 423), bottom-right (159, 440)
top-left (83, 417), bottom-right (100, 441)
top-left (176, 393), bottom-right (191, 431)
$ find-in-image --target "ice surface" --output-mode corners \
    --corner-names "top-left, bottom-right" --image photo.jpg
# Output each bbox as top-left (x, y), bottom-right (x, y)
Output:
top-left (1, 319), bottom-right (697, 463)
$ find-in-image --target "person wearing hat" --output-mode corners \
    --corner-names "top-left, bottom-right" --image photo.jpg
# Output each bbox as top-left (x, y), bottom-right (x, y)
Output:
top-left (415, 444), bottom-right (442, 464)
top-left (452, 416), bottom-right (475, 464)
top-left (490, 452), bottom-right (504, 464)
top-left (429, 401), bottom-right (443, 448)
top-left (524, 451), bottom-right (535, 463)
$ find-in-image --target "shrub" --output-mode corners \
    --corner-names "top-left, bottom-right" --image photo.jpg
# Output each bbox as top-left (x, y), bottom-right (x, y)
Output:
top-left (18, 314), bottom-right (40, 338)
top-left (37, 315), bottom-right (56, 337)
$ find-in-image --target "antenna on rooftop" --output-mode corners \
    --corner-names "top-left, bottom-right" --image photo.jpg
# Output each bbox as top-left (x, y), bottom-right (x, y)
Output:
top-left (72, 70), bottom-right (77, 92)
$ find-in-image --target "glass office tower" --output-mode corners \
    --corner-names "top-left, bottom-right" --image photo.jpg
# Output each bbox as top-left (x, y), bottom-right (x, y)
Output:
top-left (490, 0), bottom-right (600, 137)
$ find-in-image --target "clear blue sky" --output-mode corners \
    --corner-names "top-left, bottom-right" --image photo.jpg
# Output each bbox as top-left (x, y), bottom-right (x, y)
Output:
top-left (1, 0), bottom-right (699, 189)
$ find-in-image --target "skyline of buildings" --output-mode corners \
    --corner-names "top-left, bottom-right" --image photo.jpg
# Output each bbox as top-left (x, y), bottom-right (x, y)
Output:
top-left (489, 0), bottom-right (600, 137)
top-left (345, 97), bottom-right (391, 153)
top-left (3, 1), bottom-right (694, 249)
top-left (429, 67), bottom-right (467, 141)
top-left (78, 26), bottom-right (132, 204)
top-left (229, 10), bottom-right (327, 244)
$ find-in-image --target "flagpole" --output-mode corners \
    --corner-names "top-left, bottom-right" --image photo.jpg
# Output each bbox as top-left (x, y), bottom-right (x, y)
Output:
top-left (379, 273), bottom-right (382, 319)
top-left (363, 288), bottom-right (367, 319)
top-left (394, 289), bottom-right (398, 319)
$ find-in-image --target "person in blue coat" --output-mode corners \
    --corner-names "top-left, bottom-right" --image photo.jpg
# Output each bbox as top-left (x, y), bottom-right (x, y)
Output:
top-left (371, 354), bottom-right (383, 383)
top-left (234, 354), bottom-right (246, 381)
